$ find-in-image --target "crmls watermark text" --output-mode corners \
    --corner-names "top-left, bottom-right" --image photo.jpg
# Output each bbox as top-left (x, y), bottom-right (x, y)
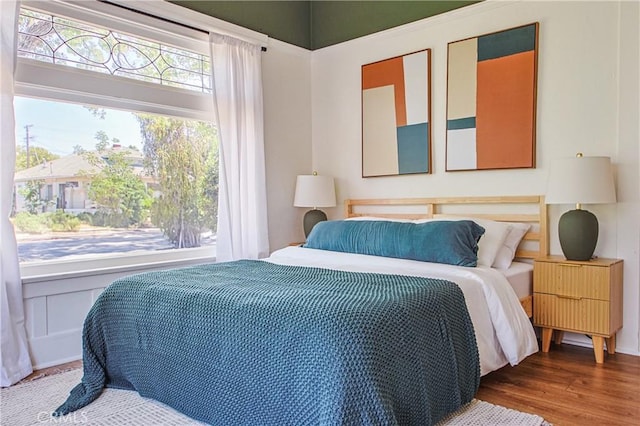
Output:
top-left (37, 411), bottom-right (88, 423)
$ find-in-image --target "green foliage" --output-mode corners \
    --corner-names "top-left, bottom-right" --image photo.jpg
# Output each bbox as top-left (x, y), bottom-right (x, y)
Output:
top-left (94, 130), bottom-right (110, 151)
top-left (137, 114), bottom-right (218, 248)
top-left (15, 146), bottom-right (59, 171)
top-left (89, 210), bottom-right (120, 227)
top-left (45, 211), bottom-right (81, 232)
top-left (75, 211), bottom-right (93, 224)
top-left (86, 151), bottom-right (152, 228)
top-left (202, 147), bottom-right (219, 233)
top-left (12, 211), bottom-right (81, 233)
top-left (84, 106), bottom-right (107, 119)
top-left (94, 130), bottom-right (123, 152)
top-left (17, 180), bottom-right (46, 214)
top-left (12, 212), bottom-right (47, 234)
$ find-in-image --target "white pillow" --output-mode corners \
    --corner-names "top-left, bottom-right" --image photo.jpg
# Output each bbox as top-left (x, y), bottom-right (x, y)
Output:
top-left (492, 222), bottom-right (531, 270)
top-left (467, 218), bottom-right (511, 267)
top-left (424, 216), bottom-right (511, 267)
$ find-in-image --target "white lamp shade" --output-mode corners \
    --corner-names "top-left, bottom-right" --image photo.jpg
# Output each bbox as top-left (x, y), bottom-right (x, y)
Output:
top-left (546, 156), bottom-right (616, 205)
top-left (294, 175), bottom-right (336, 208)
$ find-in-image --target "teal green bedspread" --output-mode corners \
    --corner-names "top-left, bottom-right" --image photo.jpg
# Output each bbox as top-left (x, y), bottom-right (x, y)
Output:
top-left (55, 260), bottom-right (479, 425)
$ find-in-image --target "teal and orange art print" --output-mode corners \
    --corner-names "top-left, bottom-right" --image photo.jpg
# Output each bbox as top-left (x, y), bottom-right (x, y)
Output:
top-left (446, 23), bottom-right (539, 171)
top-left (362, 49), bottom-right (431, 177)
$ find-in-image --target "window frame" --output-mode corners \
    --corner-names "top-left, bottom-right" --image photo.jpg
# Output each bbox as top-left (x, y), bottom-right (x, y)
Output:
top-left (15, 0), bottom-right (230, 278)
top-left (20, 245), bottom-right (216, 283)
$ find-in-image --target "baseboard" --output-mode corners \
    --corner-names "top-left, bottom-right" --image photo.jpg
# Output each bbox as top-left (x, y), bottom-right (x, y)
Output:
top-left (558, 333), bottom-right (640, 357)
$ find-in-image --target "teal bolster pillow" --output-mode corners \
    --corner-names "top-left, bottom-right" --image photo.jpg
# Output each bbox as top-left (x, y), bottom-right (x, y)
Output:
top-left (304, 220), bottom-right (485, 267)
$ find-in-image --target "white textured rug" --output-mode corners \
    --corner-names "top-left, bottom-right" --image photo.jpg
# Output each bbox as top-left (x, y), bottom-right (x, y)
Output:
top-left (1, 369), bottom-right (549, 425)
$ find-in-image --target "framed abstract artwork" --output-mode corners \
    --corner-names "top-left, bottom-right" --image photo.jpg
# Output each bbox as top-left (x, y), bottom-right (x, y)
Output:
top-left (362, 49), bottom-right (431, 177)
top-left (446, 23), bottom-right (539, 171)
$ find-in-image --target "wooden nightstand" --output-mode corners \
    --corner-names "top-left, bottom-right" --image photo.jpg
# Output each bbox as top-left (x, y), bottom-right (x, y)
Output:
top-left (533, 255), bottom-right (623, 363)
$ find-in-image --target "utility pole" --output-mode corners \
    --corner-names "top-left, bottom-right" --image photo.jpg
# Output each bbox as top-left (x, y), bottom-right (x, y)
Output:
top-left (24, 124), bottom-right (34, 169)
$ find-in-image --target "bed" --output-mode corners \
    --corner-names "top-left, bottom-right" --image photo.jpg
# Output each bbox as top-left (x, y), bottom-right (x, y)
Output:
top-left (54, 196), bottom-right (546, 425)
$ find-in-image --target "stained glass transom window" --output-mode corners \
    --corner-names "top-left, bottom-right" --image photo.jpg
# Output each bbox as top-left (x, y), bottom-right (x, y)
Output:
top-left (17, 8), bottom-right (211, 93)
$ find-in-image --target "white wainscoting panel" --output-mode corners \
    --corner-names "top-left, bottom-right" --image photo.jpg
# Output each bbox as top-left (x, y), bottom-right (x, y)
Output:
top-left (23, 257), bottom-right (212, 369)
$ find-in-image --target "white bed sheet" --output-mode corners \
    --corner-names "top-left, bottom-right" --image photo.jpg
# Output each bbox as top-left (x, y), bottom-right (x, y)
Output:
top-left (500, 261), bottom-right (534, 300)
top-left (265, 246), bottom-right (538, 376)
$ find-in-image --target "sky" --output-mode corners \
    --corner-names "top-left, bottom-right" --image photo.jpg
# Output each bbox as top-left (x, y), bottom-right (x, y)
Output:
top-left (14, 96), bottom-right (143, 157)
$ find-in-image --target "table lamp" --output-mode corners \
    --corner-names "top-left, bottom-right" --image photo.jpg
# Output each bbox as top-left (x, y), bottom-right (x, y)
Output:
top-left (545, 153), bottom-right (616, 261)
top-left (294, 172), bottom-right (336, 237)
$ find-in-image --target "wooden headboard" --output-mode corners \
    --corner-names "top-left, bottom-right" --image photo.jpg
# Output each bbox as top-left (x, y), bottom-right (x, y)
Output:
top-left (344, 195), bottom-right (548, 260)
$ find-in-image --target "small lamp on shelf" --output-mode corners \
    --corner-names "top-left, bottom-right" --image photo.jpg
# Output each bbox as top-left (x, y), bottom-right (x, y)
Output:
top-left (545, 153), bottom-right (616, 261)
top-left (294, 172), bottom-right (336, 238)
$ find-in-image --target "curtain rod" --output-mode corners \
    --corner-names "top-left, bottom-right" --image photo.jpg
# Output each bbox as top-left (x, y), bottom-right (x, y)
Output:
top-left (100, 0), bottom-right (267, 52)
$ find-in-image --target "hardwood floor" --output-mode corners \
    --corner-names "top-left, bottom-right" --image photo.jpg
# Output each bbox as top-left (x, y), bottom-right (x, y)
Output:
top-left (477, 342), bottom-right (640, 425)
top-left (18, 360), bottom-right (82, 384)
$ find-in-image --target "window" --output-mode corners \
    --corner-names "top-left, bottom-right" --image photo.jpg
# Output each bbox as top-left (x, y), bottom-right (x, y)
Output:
top-left (13, 1), bottom-right (218, 268)
top-left (17, 8), bottom-right (211, 93)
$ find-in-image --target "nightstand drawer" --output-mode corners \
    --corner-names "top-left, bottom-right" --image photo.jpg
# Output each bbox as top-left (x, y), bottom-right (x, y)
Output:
top-left (534, 261), bottom-right (610, 300)
top-left (533, 293), bottom-right (611, 335)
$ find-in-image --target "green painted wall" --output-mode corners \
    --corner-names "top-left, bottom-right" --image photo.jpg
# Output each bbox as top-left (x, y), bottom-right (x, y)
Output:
top-left (170, 1), bottom-right (480, 50)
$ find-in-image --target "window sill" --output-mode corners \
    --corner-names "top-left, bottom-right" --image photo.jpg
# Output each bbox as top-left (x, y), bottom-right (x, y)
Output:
top-left (20, 245), bottom-right (216, 284)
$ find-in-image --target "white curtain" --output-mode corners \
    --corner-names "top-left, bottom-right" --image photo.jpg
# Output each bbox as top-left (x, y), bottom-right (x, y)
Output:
top-left (210, 34), bottom-right (269, 261)
top-left (1, 0), bottom-right (32, 387)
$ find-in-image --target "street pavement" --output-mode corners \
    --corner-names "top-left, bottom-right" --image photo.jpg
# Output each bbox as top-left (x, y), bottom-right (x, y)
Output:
top-left (17, 228), bottom-right (214, 262)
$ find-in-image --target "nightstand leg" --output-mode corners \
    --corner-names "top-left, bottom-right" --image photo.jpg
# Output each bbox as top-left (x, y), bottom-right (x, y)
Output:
top-left (592, 336), bottom-right (605, 363)
top-left (541, 328), bottom-right (553, 352)
top-left (554, 330), bottom-right (564, 345)
top-left (606, 334), bottom-right (616, 354)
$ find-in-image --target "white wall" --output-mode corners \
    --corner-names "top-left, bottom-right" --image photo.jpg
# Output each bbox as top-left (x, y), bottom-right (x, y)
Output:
top-left (310, 0), bottom-right (640, 355)
top-left (617, 0), bottom-right (640, 355)
top-left (262, 39), bottom-right (313, 250)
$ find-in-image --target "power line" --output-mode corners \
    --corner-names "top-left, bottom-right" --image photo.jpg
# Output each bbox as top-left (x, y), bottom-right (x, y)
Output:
top-left (24, 124), bottom-right (34, 168)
